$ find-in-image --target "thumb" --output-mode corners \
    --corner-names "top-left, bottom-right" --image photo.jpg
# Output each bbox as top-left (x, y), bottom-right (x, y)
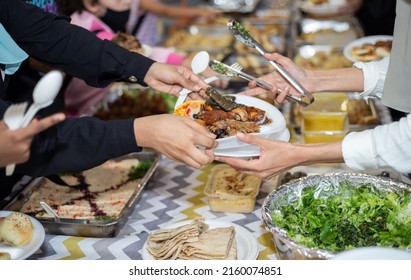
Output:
top-left (236, 132), bottom-right (268, 148)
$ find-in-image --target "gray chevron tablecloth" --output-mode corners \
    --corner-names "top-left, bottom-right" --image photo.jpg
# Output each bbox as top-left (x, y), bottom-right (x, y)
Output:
top-left (25, 156), bottom-right (285, 260)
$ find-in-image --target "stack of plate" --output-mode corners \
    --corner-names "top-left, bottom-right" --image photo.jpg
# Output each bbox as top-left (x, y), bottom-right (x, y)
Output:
top-left (213, 95), bottom-right (290, 158)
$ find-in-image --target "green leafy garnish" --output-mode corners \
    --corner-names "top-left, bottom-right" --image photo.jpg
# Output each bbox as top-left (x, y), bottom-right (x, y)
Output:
top-left (271, 181), bottom-right (411, 252)
top-left (231, 21), bottom-right (251, 42)
top-left (128, 160), bottom-right (153, 180)
top-left (210, 61), bottom-right (229, 75)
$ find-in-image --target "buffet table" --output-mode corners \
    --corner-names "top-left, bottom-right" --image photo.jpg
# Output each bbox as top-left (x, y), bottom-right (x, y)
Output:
top-left (21, 156), bottom-right (370, 260)
top-left (20, 157), bottom-right (274, 260)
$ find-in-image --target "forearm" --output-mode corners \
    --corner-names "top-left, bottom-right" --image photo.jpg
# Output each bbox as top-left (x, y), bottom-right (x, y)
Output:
top-left (291, 141), bottom-right (344, 166)
top-left (3, 0), bottom-right (155, 88)
top-left (310, 67), bottom-right (364, 92)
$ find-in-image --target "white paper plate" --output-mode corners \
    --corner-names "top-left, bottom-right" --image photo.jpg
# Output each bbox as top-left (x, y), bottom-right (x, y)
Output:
top-left (343, 35), bottom-right (393, 63)
top-left (214, 127), bottom-right (290, 158)
top-left (299, 0), bottom-right (346, 16)
top-left (0, 211), bottom-right (45, 260)
top-left (142, 219), bottom-right (259, 260)
top-left (214, 94), bottom-right (286, 150)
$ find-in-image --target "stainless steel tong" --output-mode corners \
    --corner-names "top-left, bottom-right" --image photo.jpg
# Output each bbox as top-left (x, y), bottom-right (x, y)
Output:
top-left (227, 19), bottom-right (314, 106)
top-left (209, 60), bottom-right (311, 106)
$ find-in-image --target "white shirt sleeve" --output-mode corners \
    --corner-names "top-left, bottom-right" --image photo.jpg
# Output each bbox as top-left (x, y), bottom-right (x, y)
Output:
top-left (353, 57), bottom-right (390, 102)
top-left (342, 114), bottom-right (411, 173)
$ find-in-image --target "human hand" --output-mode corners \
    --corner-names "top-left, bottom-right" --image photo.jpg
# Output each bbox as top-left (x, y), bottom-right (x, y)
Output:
top-left (202, 66), bottom-right (229, 89)
top-left (0, 113), bottom-right (65, 168)
top-left (242, 53), bottom-right (316, 104)
top-left (215, 132), bottom-right (344, 179)
top-left (214, 133), bottom-right (296, 179)
top-left (144, 62), bottom-right (210, 97)
top-left (133, 114), bottom-right (217, 168)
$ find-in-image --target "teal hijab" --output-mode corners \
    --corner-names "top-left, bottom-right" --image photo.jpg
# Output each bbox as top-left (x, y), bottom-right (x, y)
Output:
top-left (0, 23), bottom-right (28, 77)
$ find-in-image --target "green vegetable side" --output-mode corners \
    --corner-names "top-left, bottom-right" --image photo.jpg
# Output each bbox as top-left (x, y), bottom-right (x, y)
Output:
top-left (128, 160), bottom-right (153, 180)
top-left (271, 181), bottom-right (411, 252)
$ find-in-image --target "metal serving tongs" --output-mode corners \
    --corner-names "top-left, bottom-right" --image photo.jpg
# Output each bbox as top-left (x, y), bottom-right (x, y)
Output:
top-left (227, 19), bottom-right (314, 107)
top-left (209, 60), bottom-right (311, 106)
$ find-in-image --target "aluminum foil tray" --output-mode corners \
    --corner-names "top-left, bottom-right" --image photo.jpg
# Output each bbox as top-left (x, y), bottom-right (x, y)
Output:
top-left (262, 173), bottom-right (411, 260)
top-left (4, 150), bottom-right (161, 237)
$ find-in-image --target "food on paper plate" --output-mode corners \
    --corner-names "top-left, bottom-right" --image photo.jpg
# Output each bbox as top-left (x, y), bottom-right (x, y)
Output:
top-left (147, 217), bottom-right (237, 260)
top-left (350, 40), bottom-right (392, 62)
top-left (204, 164), bottom-right (262, 213)
top-left (19, 158), bottom-right (153, 220)
top-left (174, 89), bottom-right (271, 139)
top-left (0, 212), bottom-right (33, 247)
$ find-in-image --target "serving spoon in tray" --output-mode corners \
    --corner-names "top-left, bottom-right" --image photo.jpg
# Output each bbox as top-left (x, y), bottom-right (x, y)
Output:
top-left (227, 19), bottom-right (315, 107)
top-left (40, 201), bottom-right (61, 222)
top-left (209, 60), bottom-right (312, 106)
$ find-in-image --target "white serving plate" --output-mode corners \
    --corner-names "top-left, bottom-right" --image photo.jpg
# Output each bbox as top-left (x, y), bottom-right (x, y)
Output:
top-left (214, 94), bottom-right (286, 150)
top-left (214, 127), bottom-right (290, 158)
top-left (343, 35), bottom-right (393, 63)
top-left (0, 211), bottom-right (45, 260)
top-left (142, 219), bottom-right (259, 260)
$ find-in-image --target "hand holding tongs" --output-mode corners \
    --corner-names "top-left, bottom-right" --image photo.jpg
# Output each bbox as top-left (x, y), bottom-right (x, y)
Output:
top-left (209, 60), bottom-right (311, 106)
top-left (227, 19), bottom-right (314, 106)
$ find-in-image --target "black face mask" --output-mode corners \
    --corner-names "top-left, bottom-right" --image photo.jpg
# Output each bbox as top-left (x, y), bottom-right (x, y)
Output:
top-left (101, 9), bottom-right (130, 33)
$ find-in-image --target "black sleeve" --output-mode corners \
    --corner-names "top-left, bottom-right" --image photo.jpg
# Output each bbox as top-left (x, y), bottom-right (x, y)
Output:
top-left (0, 0), bottom-right (155, 88)
top-left (17, 116), bottom-right (142, 177)
top-left (0, 100), bottom-right (141, 177)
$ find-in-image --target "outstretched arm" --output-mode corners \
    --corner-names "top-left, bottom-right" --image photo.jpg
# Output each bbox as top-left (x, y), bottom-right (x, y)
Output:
top-left (241, 53), bottom-right (364, 103)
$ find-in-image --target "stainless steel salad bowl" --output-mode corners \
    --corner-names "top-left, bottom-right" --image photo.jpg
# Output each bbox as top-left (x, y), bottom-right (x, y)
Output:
top-left (262, 172), bottom-right (411, 260)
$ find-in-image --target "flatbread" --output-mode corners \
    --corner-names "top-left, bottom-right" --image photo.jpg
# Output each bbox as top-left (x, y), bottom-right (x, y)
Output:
top-left (178, 227), bottom-right (236, 260)
top-left (146, 218), bottom-right (238, 260)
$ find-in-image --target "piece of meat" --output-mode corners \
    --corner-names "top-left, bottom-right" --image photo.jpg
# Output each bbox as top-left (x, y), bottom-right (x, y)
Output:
top-left (227, 106), bottom-right (265, 122)
top-left (200, 109), bottom-right (230, 126)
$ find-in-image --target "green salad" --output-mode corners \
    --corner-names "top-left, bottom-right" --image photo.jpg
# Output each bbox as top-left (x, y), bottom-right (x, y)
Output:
top-left (271, 181), bottom-right (411, 252)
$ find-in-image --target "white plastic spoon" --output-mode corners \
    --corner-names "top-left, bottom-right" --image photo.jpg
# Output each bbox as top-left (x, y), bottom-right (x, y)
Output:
top-left (174, 51), bottom-right (210, 109)
top-left (19, 70), bottom-right (64, 128)
top-left (5, 71), bottom-right (64, 176)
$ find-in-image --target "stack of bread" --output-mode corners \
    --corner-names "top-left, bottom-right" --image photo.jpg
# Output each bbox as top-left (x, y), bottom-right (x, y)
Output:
top-left (147, 218), bottom-right (237, 260)
top-left (0, 212), bottom-right (34, 260)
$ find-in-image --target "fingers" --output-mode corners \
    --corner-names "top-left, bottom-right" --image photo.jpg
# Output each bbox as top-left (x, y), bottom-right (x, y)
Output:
top-left (240, 86), bottom-right (267, 96)
top-left (274, 86), bottom-right (291, 104)
top-left (177, 66), bottom-right (208, 90)
top-left (22, 113), bottom-right (65, 138)
top-left (264, 53), bottom-right (291, 66)
top-left (185, 119), bottom-right (217, 149)
top-left (187, 147), bottom-right (215, 168)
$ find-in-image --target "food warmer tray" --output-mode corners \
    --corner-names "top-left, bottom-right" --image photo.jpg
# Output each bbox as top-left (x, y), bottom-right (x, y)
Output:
top-left (287, 95), bottom-right (380, 134)
top-left (3, 150), bottom-right (162, 237)
top-left (292, 17), bottom-right (364, 48)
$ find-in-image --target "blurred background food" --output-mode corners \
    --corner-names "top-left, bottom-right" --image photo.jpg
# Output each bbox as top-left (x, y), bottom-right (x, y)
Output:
top-left (92, 86), bottom-right (177, 120)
